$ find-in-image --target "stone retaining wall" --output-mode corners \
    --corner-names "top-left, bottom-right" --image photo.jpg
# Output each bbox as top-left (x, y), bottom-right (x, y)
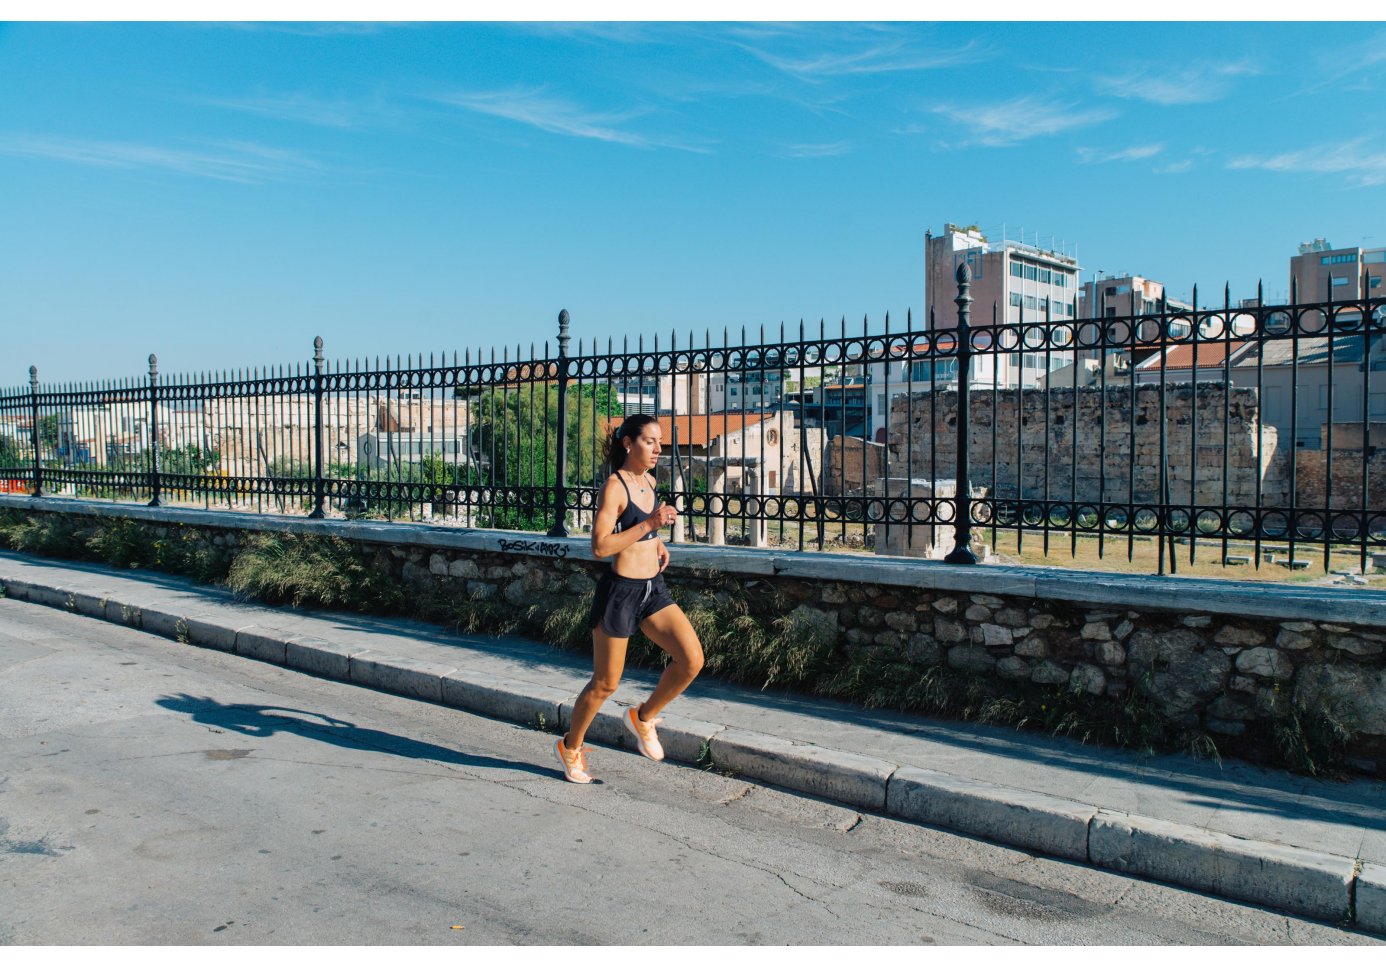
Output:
top-left (3, 496), bottom-right (1384, 776)
top-left (889, 384), bottom-right (1292, 506)
top-left (1294, 448), bottom-right (1386, 511)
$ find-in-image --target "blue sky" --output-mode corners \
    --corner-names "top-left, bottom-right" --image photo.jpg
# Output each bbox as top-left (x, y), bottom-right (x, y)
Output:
top-left (2, 21), bottom-right (1384, 384)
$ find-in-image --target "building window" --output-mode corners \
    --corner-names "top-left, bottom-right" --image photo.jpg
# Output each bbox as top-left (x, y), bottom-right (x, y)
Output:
top-left (1010, 262), bottom-right (1023, 278)
top-left (1009, 292), bottom-right (1021, 307)
top-left (910, 359), bottom-right (958, 382)
top-left (1370, 276), bottom-right (1382, 288)
top-left (1322, 254), bottom-right (1358, 265)
top-left (1332, 277), bottom-right (1350, 286)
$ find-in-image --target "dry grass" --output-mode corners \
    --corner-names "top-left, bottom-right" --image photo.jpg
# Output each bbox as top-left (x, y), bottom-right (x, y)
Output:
top-left (985, 529), bottom-right (1385, 585)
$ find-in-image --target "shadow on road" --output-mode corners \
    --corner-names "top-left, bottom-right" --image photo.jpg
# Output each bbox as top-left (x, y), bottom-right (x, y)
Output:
top-left (155, 692), bottom-right (557, 779)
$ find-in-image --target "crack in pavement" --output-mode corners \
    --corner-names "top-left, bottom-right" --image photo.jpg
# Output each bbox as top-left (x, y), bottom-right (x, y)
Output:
top-left (769, 869), bottom-right (842, 917)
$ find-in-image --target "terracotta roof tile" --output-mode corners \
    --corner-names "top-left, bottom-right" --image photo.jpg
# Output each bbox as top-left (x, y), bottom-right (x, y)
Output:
top-left (606, 413), bottom-right (770, 448)
top-left (1136, 340), bottom-right (1247, 370)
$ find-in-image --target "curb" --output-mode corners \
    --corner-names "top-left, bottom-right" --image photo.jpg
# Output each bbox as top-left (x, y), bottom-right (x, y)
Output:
top-left (0, 569), bottom-right (1377, 933)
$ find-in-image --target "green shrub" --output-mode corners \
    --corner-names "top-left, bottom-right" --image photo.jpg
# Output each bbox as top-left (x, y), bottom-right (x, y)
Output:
top-left (227, 532), bottom-right (404, 611)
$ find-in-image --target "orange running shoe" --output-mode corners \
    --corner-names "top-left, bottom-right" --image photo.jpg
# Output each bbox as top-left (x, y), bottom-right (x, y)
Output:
top-left (624, 707), bottom-right (665, 761)
top-left (554, 738), bottom-right (593, 783)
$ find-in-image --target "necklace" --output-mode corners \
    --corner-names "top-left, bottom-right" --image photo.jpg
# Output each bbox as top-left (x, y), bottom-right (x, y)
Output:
top-left (622, 470), bottom-right (648, 495)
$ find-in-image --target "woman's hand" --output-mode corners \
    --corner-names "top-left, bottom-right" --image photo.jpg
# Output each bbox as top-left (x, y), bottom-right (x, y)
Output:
top-left (656, 540), bottom-right (670, 573)
top-left (648, 502), bottom-right (677, 532)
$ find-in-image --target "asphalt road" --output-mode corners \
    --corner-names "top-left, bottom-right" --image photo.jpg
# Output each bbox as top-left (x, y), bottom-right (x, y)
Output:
top-left (0, 596), bottom-right (1377, 945)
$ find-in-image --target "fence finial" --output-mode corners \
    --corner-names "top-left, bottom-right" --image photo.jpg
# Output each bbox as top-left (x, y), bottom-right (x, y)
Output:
top-left (557, 309), bottom-right (571, 358)
top-left (148, 354), bottom-right (158, 376)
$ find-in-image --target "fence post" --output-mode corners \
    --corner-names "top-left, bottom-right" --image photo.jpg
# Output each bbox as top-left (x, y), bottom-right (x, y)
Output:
top-left (548, 309), bottom-right (571, 538)
top-left (945, 262), bottom-right (978, 565)
top-left (309, 336), bottom-right (326, 519)
top-left (28, 365), bottom-right (41, 497)
top-left (147, 354), bottom-right (162, 506)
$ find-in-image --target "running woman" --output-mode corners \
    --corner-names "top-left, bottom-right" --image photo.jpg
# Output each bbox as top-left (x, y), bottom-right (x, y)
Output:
top-left (554, 413), bottom-right (705, 783)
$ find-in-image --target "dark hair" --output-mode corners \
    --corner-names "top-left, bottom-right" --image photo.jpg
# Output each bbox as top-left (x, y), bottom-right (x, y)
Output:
top-left (604, 413), bottom-right (659, 472)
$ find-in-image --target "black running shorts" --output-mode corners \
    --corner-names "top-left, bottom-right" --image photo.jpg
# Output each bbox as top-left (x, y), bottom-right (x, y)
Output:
top-left (589, 571), bottom-right (676, 638)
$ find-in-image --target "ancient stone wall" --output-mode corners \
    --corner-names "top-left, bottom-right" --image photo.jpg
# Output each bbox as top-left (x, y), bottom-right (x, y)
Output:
top-left (1293, 448), bottom-right (1386, 511)
top-left (822, 435), bottom-right (885, 495)
top-left (888, 384), bottom-right (1293, 507)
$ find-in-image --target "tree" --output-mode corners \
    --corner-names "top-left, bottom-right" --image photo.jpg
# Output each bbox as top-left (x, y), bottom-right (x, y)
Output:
top-left (37, 414), bottom-right (59, 451)
top-left (468, 381), bottom-right (622, 529)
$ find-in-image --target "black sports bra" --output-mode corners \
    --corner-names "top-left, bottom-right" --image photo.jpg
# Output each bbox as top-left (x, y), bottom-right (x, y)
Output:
top-left (612, 472), bottom-right (659, 541)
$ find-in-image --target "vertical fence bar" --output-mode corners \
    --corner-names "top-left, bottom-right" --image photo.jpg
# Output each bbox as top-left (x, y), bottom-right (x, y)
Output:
top-left (148, 354), bottom-right (162, 506)
top-left (988, 302), bottom-right (999, 556)
top-left (310, 336), bottom-right (326, 518)
top-left (1361, 274), bottom-right (1376, 573)
top-left (1221, 284), bottom-right (1232, 567)
top-left (946, 262), bottom-right (977, 564)
top-left (1323, 276), bottom-right (1336, 572)
top-left (548, 309), bottom-right (571, 537)
top-left (1289, 277), bottom-right (1301, 568)
top-left (28, 366), bottom-right (41, 497)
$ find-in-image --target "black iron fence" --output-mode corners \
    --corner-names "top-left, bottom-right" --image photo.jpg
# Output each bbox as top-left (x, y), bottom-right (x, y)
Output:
top-left (2, 269), bottom-right (1383, 576)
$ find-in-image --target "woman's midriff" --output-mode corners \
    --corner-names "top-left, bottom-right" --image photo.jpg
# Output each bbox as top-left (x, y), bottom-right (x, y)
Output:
top-left (611, 540), bottom-right (660, 580)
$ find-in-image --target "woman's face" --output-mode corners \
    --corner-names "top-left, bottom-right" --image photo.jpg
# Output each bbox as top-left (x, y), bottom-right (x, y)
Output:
top-left (625, 422), bottom-right (662, 471)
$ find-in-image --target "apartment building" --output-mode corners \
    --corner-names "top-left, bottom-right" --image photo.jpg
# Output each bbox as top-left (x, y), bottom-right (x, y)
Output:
top-left (710, 368), bottom-right (788, 414)
top-left (611, 373), bottom-right (709, 416)
top-left (1078, 274), bottom-right (1192, 320)
top-left (1290, 237), bottom-right (1386, 305)
top-left (57, 402), bottom-right (200, 466)
top-left (924, 224), bottom-right (1082, 388)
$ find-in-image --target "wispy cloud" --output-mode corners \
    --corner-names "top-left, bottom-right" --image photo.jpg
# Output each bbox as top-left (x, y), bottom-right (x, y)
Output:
top-left (1077, 143), bottom-right (1163, 164)
top-left (931, 97), bottom-right (1114, 147)
top-left (741, 37), bottom-right (987, 81)
top-left (1293, 30), bottom-right (1386, 96)
top-left (1097, 60), bottom-right (1259, 105)
top-left (0, 134), bottom-right (319, 183)
top-left (1155, 159), bottom-right (1195, 174)
top-left (782, 142), bottom-right (851, 158)
top-left (198, 91), bottom-right (378, 129)
top-left (435, 87), bottom-right (709, 153)
top-left (1228, 138), bottom-right (1386, 186)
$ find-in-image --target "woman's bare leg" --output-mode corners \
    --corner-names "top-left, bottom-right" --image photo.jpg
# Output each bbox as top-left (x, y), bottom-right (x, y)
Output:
top-left (563, 626), bottom-right (628, 751)
top-left (635, 604), bottom-right (704, 721)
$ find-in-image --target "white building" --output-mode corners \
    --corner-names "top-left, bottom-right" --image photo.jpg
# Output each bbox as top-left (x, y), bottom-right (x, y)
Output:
top-left (924, 224), bottom-right (1082, 389)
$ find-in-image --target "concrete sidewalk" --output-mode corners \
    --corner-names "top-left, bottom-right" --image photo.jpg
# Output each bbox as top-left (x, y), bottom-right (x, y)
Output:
top-left (1, 549), bottom-right (1382, 934)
